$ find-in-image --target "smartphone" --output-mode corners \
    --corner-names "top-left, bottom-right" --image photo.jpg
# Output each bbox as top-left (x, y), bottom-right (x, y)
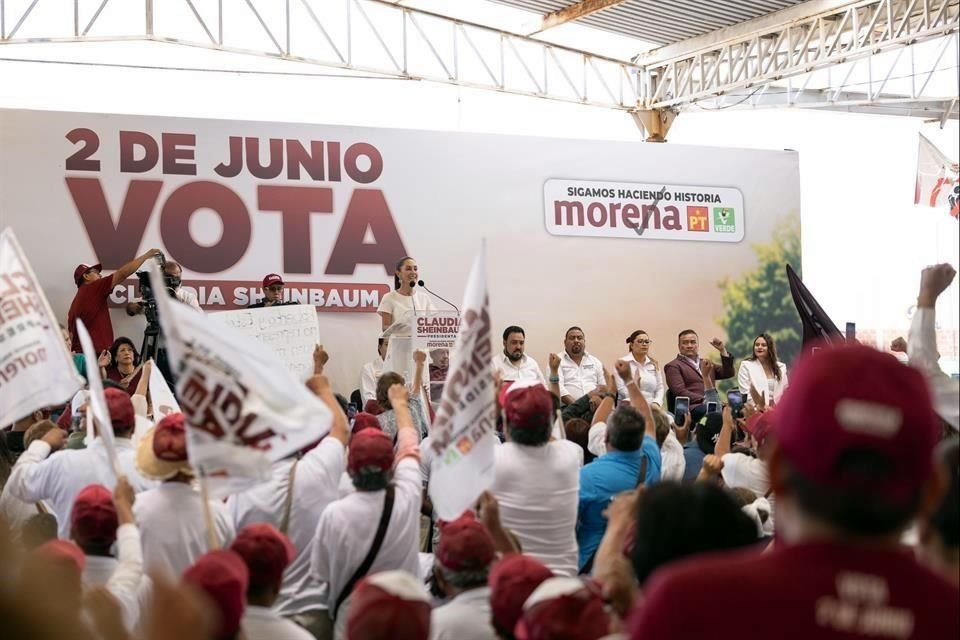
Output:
top-left (706, 401), bottom-right (719, 414)
top-left (845, 322), bottom-right (856, 340)
top-left (674, 396), bottom-right (690, 423)
top-left (726, 390), bottom-right (744, 417)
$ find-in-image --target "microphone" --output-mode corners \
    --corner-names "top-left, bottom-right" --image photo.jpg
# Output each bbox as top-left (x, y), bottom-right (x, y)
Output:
top-left (418, 280), bottom-right (459, 313)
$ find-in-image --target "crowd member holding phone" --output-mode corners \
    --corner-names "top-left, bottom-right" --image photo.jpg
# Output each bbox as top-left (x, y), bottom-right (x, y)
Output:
top-left (663, 330), bottom-right (734, 423)
top-left (737, 333), bottom-right (789, 407)
top-left (615, 330), bottom-right (665, 409)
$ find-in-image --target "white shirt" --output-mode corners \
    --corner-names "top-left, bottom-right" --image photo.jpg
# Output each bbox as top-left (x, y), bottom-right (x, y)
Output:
top-left (430, 586), bottom-right (495, 640)
top-left (494, 353), bottom-right (547, 384)
top-left (81, 523), bottom-right (145, 631)
top-left (377, 289), bottom-right (435, 326)
top-left (228, 438), bottom-right (347, 617)
top-left (721, 453), bottom-right (775, 533)
top-left (5, 438), bottom-right (157, 539)
top-left (310, 456), bottom-right (422, 638)
top-left (360, 356), bottom-right (385, 404)
top-left (0, 484), bottom-right (51, 531)
top-left (242, 606), bottom-right (315, 640)
top-left (614, 354), bottom-right (665, 406)
top-left (736, 359), bottom-right (789, 405)
top-left (660, 430), bottom-right (686, 482)
top-left (134, 482), bottom-right (235, 577)
top-left (909, 307), bottom-right (960, 431)
top-left (492, 440), bottom-right (582, 576)
top-left (557, 352), bottom-right (605, 400)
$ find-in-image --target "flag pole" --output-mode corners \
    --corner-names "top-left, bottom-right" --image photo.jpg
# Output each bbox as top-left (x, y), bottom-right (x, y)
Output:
top-left (198, 471), bottom-right (220, 551)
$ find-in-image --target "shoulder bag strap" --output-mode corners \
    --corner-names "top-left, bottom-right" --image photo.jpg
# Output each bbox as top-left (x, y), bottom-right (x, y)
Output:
top-left (279, 459), bottom-right (300, 535)
top-left (332, 484), bottom-right (396, 620)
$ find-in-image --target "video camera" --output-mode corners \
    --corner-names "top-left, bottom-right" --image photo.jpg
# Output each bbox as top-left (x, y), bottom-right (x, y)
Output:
top-left (136, 252), bottom-right (178, 328)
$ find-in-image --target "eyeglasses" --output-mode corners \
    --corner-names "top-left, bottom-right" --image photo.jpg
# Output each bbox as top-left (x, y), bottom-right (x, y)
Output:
top-left (266, 285), bottom-right (283, 292)
top-left (635, 339), bottom-right (652, 345)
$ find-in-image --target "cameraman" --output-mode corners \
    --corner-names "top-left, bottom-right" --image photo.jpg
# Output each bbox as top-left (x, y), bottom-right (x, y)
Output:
top-left (125, 260), bottom-right (201, 316)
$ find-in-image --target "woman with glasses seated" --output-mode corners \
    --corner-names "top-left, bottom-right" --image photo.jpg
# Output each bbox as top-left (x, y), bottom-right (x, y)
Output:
top-left (615, 329), bottom-right (665, 409)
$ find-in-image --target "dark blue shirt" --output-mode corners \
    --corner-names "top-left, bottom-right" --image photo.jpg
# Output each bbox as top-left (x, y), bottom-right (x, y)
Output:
top-left (682, 439), bottom-right (705, 483)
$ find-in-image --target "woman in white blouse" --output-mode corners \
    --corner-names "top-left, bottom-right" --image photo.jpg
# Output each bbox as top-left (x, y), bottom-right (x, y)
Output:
top-left (377, 256), bottom-right (435, 331)
top-left (615, 329), bottom-right (665, 408)
top-left (737, 333), bottom-right (789, 406)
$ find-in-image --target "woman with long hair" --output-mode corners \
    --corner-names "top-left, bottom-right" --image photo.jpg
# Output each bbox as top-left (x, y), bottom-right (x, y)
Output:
top-left (616, 330), bottom-right (665, 408)
top-left (737, 333), bottom-right (789, 406)
top-left (376, 256), bottom-right (435, 332)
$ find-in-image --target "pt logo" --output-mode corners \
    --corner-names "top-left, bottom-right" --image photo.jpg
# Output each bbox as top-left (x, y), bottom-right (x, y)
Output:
top-left (686, 206), bottom-right (709, 232)
top-left (713, 207), bottom-right (736, 233)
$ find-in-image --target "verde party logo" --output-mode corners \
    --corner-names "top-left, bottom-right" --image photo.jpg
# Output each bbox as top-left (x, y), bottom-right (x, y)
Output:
top-left (713, 207), bottom-right (737, 233)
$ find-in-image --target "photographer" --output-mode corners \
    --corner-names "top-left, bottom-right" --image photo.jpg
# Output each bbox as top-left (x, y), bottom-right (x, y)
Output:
top-left (125, 260), bottom-right (201, 316)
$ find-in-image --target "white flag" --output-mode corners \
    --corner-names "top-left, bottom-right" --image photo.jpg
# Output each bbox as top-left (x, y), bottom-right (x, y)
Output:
top-left (148, 360), bottom-right (181, 418)
top-left (148, 267), bottom-right (331, 496)
top-left (915, 133), bottom-right (959, 219)
top-left (428, 249), bottom-right (497, 520)
top-left (76, 319), bottom-right (120, 474)
top-left (0, 228), bottom-right (83, 427)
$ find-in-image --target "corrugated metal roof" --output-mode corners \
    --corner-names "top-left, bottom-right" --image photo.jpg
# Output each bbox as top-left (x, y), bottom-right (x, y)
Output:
top-left (490, 0), bottom-right (809, 45)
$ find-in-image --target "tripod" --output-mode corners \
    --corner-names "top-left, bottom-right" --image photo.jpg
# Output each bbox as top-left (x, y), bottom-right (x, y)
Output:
top-left (140, 321), bottom-right (175, 387)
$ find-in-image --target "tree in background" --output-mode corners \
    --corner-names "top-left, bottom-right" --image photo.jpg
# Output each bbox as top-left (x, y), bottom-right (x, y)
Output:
top-left (717, 214), bottom-right (802, 370)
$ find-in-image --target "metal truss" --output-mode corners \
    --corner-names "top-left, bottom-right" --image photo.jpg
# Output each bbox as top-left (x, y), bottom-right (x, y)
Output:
top-left (0, 0), bottom-right (956, 121)
top-left (637, 0), bottom-right (960, 110)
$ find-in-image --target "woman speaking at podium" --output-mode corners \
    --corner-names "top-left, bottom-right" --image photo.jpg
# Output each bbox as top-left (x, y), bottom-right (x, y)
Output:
top-left (377, 256), bottom-right (435, 331)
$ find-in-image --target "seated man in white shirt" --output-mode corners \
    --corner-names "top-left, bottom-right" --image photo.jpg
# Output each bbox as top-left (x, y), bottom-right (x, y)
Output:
top-left (232, 523), bottom-right (313, 640)
top-left (430, 512), bottom-right (497, 640)
top-left (360, 338), bottom-right (389, 405)
top-left (556, 327), bottom-right (606, 407)
top-left (492, 384), bottom-right (583, 577)
top-left (494, 325), bottom-right (546, 384)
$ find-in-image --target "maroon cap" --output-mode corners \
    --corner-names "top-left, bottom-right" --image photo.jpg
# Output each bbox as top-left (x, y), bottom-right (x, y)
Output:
top-left (743, 411), bottom-right (775, 446)
top-left (352, 412), bottom-right (382, 436)
top-left (363, 399), bottom-right (384, 416)
top-left (183, 550), bottom-right (249, 640)
top-left (154, 413), bottom-right (188, 462)
top-left (436, 511), bottom-right (496, 572)
top-left (504, 385), bottom-right (554, 431)
top-left (347, 428), bottom-right (394, 475)
top-left (104, 388), bottom-right (135, 433)
top-left (262, 273), bottom-right (284, 288)
top-left (35, 539), bottom-right (87, 573)
top-left (488, 554), bottom-right (553, 635)
top-left (73, 263), bottom-right (101, 287)
top-left (71, 484), bottom-right (118, 548)
top-left (346, 571), bottom-right (431, 640)
top-left (776, 344), bottom-right (941, 505)
top-left (516, 577), bottom-right (610, 640)
top-left (229, 523), bottom-right (295, 593)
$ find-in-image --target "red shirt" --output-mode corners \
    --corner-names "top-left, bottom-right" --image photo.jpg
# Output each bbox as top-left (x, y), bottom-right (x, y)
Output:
top-left (629, 541), bottom-right (959, 640)
top-left (67, 276), bottom-right (116, 354)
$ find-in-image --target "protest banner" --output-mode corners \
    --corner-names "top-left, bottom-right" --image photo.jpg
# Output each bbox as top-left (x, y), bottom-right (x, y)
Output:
top-left (210, 305), bottom-right (320, 381)
top-left (148, 267), bottom-right (331, 495)
top-left (428, 249), bottom-right (497, 520)
top-left (76, 319), bottom-right (120, 475)
top-left (149, 360), bottom-right (182, 418)
top-left (0, 228), bottom-right (83, 427)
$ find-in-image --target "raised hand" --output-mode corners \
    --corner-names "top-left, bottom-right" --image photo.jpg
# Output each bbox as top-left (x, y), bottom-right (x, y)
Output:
top-left (41, 427), bottom-right (68, 452)
top-left (98, 350), bottom-right (112, 368)
top-left (702, 454), bottom-right (724, 476)
top-left (614, 359), bottom-right (632, 382)
top-left (918, 263), bottom-right (957, 307)
top-left (548, 353), bottom-right (561, 372)
top-left (313, 344), bottom-right (329, 374)
top-left (710, 337), bottom-right (728, 355)
top-left (413, 350), bottom-right (427, 365)
top-left (388, 383), bottom-right (409, 405)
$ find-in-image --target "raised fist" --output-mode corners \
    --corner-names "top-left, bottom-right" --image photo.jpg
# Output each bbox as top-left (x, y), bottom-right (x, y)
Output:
top-left (614, 359), bottom-right (632, 382)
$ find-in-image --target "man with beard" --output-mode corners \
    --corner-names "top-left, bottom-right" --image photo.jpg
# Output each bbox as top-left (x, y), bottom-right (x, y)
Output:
top-left (494, 326), bottom-right (546, 384)
top-left (557, 327), bottom-right (605, 407)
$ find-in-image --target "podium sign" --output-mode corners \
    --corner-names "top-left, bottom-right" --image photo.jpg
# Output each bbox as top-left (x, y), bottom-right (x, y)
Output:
top-left (413, 310), bottom-right (461, 352)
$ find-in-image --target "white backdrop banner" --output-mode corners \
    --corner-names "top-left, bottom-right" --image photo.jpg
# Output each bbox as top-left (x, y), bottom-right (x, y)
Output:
top-left (211, 304), bottom-right (320, 381)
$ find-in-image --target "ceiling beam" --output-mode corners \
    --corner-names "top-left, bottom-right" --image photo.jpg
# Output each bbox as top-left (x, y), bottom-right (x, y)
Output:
top-left (527, 0), bottom-right (631, 36)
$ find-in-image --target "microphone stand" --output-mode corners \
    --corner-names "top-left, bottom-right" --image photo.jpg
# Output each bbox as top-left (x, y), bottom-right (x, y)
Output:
top-left (418, 280), bottom-right (460, 314)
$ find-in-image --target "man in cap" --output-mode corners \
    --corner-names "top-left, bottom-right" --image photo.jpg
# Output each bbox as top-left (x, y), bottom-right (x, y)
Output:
top-left (231, 523), bottom-right (313, 640)
top-left (71, 477), bottom-right (144, 631)
top-left (516, 576), bottom-right (610, 640)
top-left (492, 383), bottom-right (583, 576)
top-left (249, 273), bottom-right (296, 308)
top-left (6, 387), bottom-right (156, 538)
top-left (430, 511), bottom-right (498, 640)
top-left (227, 368), bottom-right (350, 639)
top-left (182, 550), bottom-right (250, 640)
top-left (629, 344), bottom-right (960, 639)
top-left (345, 570), bottom-right (431, 640)
top-left (134, 412), bottom-right (235, 576)
top-left (68, 247), bottom-right (163, 353)
top-left (310, 383), bottom-right (422, 639)
top-left (488, 554), bottom-right (553, 640)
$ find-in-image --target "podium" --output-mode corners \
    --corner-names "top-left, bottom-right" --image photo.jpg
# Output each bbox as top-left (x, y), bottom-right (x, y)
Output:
top-left (381, 309), bottom-right (461, 390)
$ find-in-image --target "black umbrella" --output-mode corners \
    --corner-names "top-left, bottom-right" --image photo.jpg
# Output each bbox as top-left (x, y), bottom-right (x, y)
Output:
top-left (786, 264), bottom-right (845, 346)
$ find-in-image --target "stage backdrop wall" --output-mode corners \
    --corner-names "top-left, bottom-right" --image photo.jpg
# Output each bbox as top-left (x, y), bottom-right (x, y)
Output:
top-left (0, 109), bottom-right (801, 395)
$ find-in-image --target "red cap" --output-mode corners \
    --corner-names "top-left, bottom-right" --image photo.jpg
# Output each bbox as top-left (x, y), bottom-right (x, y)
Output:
top-left (488, 554), bottom-right (553, 635)
top-left (154, 413), bottom-right (188, 462)
top-left (104, 388), bottom-right (135, 433)
top-left (182, 550), bottom-right (249, 640)
top-left (504, 385), bottom-right (554, 431)
top-left (73, 263), bottom-right (101, 287)
top-left (346, 571), bottom-right (431, 640)
top-left (775, 344), bottom-right (941, 505)
top-left (363, 399), bottom-right (384, 416)
top-left (229, 524), bottom-right (295, 593)
top-left (516, 577), bottom-right (610, 640)
top-left (71, 484), bottom-right (118, 548)
top-left (35, 539), bottom-right (87, 573)
top-left (436, 511), bottom-right (495, 572)
top-left (262, 273), bottom-right (284, 288)
top-left (743, 411), bottom-right (775, 446)
top-left (352, 412), bottom-right (382, 436)
top-left (347, 428), bottom-right (394, 475)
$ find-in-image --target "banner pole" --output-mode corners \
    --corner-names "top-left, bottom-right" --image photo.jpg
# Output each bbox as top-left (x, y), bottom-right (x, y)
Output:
top-left (198, 472), bottom-right (220, 551)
